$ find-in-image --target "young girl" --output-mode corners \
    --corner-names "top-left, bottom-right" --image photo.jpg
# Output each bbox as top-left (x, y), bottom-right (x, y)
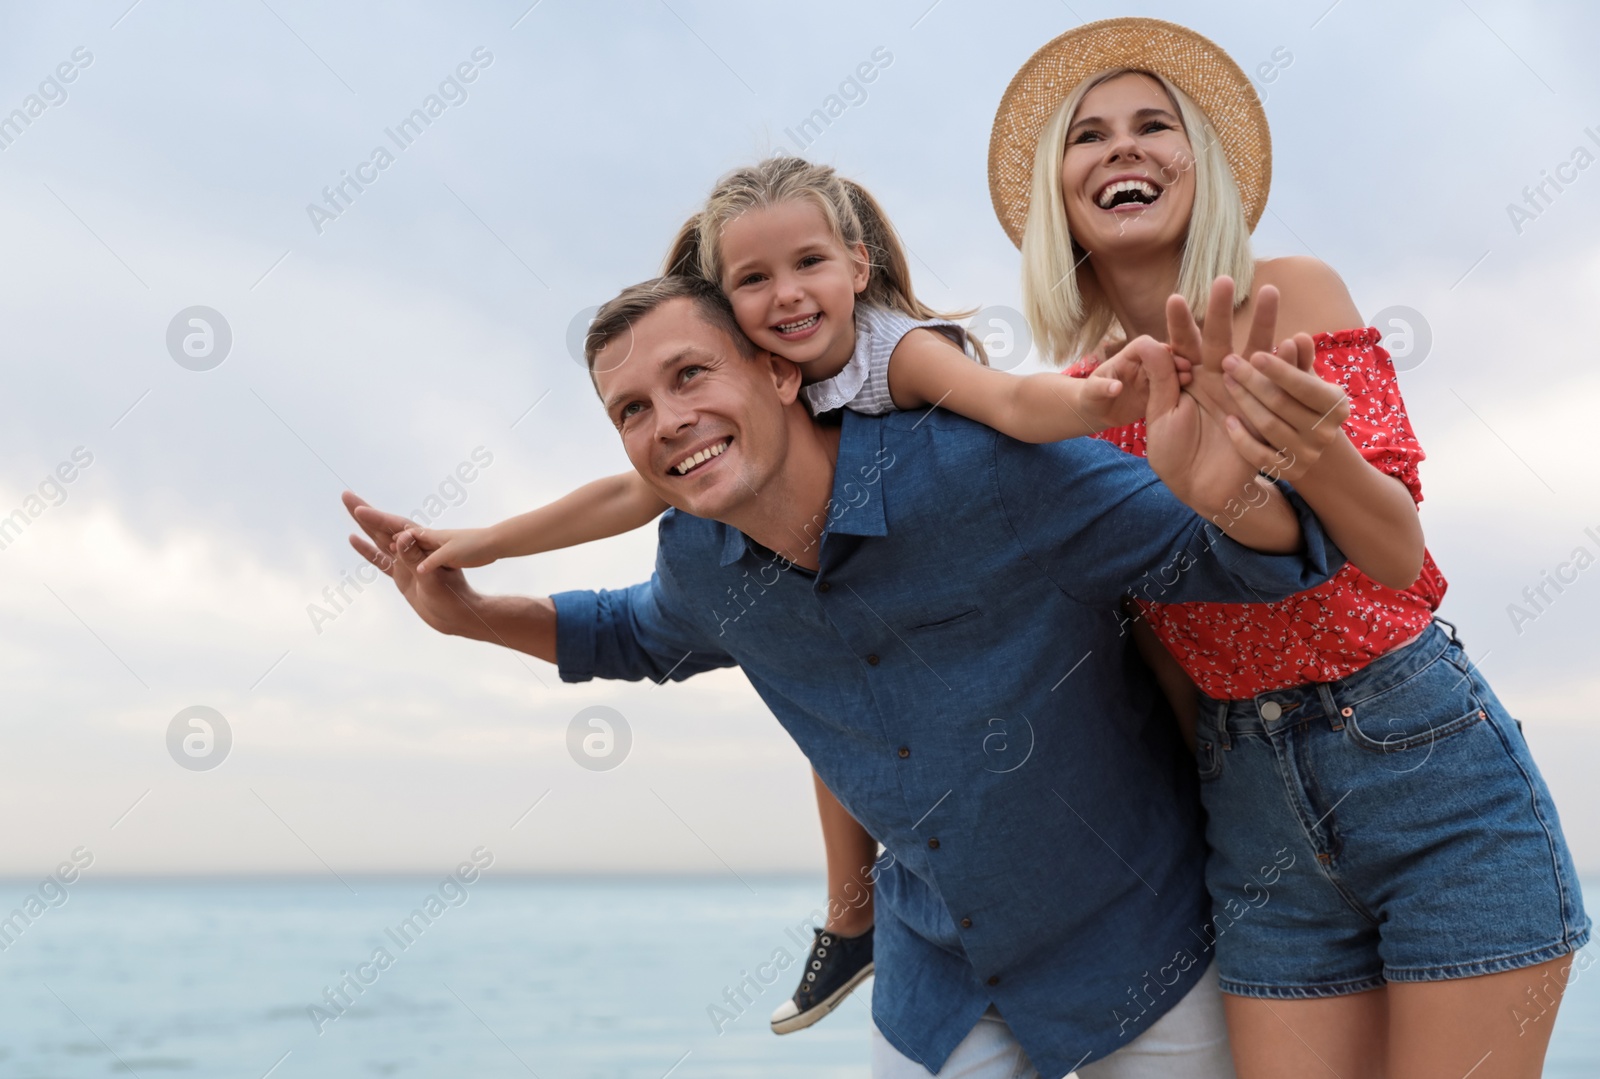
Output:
top-left (983, 17), bottom-right (1588, 1079)
top-left (392, 155), bottom-right (1189, 1035)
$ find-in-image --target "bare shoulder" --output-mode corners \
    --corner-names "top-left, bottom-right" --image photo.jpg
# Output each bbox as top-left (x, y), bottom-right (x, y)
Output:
top-left (1253, 256), bottom-right (1365, 338)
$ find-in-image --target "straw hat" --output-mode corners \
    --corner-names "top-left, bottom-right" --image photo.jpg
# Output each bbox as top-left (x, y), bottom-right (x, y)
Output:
top-left (988, 18), bottom-right (1271, 247)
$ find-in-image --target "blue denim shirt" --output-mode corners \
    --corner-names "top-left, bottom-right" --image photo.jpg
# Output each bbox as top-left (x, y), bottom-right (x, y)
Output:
top-left (553, 408), bottom-right (1343, 1076)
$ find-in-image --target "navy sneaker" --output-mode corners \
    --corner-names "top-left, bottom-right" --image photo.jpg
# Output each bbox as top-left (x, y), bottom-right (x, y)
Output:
top-left (769, 925), bottom-right (874, 1034)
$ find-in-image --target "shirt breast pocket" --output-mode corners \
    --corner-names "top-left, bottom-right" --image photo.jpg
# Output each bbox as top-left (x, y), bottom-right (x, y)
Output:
top-left (905, 607), bottom-right (981, 632)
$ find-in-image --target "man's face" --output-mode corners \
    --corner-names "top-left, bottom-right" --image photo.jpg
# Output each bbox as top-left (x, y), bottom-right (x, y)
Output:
top-left (594, 297), bottom-right (800, 522)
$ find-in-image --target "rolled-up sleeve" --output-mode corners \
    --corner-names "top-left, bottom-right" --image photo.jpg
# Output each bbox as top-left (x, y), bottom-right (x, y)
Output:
top-left (552, 571), bottom-right (736, 685)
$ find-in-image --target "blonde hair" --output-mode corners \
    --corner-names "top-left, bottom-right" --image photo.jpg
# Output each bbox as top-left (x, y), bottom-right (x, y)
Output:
top-left (1020, 69), bottom-right (1254, 364)
top-left (664, 156), bottom-right (987, 363)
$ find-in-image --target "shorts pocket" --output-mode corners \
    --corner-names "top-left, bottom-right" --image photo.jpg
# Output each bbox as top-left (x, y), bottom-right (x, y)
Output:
top-left (1344, 651), bottom-right (1487, 753)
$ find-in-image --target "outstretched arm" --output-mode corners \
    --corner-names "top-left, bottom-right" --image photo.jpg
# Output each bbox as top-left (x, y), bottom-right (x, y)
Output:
top-left (885, 327), bottom-right (1188, 442)
top-left (343, 490), bottom-right (558, 662)
top-left (401, 471), bottom-right (669, 574)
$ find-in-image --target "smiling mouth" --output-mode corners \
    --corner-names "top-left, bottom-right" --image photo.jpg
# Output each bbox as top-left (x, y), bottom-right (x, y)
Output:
top-left (773, 313), bottom-right (821, 335)
top-left (1095, 178), bottom-right (1163, 209)
top-left (670, 436), bottom-right (733, 476)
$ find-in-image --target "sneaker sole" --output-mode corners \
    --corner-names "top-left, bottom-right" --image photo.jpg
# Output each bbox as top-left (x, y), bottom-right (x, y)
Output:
top-left (769, 962), bottom-right (874, 1035)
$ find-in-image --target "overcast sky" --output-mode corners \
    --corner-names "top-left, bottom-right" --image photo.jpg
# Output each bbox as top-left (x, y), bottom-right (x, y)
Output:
top-left (2, 0), bottom-right (1597, 881)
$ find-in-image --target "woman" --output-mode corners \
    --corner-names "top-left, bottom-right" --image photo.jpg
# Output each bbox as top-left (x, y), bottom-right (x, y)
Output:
top-left (986, 17), bottom-right (1589, 1079)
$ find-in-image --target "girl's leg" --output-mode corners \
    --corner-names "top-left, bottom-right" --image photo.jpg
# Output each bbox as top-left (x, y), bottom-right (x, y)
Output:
top-left (1385, 956), bottom-right (1573, 1079)
top-left (814, 769), bottom-right (876, 934)
top-left (1221, 990), bottom-right (1387, 1079)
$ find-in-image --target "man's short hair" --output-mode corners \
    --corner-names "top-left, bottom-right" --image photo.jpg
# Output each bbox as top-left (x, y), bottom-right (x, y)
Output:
top-left (584, 275), bottom-right (755, 378)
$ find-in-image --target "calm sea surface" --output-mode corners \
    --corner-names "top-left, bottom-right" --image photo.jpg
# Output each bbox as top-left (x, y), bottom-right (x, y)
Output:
top-left (0, 877), bottom-right (1593, 1077)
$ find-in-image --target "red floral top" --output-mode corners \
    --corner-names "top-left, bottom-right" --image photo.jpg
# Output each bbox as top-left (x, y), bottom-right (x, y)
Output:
top-left (1066, 328), bottom-right (1448, 699)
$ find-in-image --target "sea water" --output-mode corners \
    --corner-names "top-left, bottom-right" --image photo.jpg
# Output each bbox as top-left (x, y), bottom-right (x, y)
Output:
top-left (0, 877), bottom-right (1592, 1077)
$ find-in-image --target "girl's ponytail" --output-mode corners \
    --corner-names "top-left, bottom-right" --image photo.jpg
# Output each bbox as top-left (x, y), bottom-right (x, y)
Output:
top-left (842, 180), bottom-right (986, 364)
top-left (662, 212), bottom-right (707, 279)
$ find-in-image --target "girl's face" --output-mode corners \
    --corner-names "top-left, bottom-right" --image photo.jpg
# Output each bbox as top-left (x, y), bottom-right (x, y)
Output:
top-left (1059, 72), bottom-right (1198, 259)
top-left (717, 198), bottom-right (869, 371)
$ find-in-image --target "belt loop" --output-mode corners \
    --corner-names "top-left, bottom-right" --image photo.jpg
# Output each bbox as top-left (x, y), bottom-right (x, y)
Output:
top-left (1317, 683), bottom-right (1343, 731)
top-left (1214, 699), bottom-right (1232, 750)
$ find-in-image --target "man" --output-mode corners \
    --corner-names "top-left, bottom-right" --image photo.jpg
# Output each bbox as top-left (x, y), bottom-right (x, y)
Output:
top-left (343, 275), bottom-right (1342, 1078)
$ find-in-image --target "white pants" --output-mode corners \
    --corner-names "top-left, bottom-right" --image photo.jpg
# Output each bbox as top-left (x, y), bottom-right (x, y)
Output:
top-left (871, 961), bottom-right (1236, 1079)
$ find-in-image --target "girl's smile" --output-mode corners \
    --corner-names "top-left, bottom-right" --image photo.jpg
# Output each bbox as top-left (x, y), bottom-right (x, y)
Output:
top-left (717, 198), bottom-right (870, 380)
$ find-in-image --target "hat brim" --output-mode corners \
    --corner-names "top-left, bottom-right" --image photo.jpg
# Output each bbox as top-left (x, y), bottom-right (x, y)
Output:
top-left (988, 18), bottom-right (1271, 248)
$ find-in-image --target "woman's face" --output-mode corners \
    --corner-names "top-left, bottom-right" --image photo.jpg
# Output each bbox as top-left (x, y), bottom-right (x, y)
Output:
top-left (1059, 72), bottom-right (1198, 258)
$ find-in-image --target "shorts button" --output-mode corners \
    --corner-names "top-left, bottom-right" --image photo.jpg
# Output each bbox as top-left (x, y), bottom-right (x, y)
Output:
top-left (897, 746), bottom-right (910, 758)
top-left (927, 838), bottom-right (940, 850)
top-left (1260, 701), bottom-right (1283, 721)
top-left (866, 654), bottom-right (880, 666)
top-left (960, 917), bottom-right (973, 928)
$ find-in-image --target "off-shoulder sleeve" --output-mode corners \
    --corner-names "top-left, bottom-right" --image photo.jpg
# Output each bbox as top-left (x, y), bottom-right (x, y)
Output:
top-left (1315, 328), bottom-right (1427, 504)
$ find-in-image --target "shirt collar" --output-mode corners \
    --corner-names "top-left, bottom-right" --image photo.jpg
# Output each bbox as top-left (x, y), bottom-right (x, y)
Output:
top-left (713, 410), bottom-right (888, 566)
top-left (798, 315), bottom-right (875, 415)
top-left (825, 410), bottom-right (889, 538)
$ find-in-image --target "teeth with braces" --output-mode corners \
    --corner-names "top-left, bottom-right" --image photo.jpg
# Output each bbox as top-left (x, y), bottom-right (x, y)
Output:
top-left (673, 439), bottom-right (730, 475)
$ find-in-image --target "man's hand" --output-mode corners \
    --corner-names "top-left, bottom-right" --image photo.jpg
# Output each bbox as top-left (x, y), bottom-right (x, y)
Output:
top-left (1135, 339), bottom-right (1302, 554)
top-left (342, 491), bottom-right (485, 638)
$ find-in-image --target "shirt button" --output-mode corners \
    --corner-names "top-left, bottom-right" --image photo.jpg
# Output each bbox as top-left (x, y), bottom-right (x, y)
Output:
top-left (927, 838), bottom-right (940, 850)
top-left (866, 654), bottom-right (881, 666)
top-left (817, 582), bottom-right (831, 593)
top-left (986, 975), bottom-right (1000, 986)
top-left (1260, 701), bottom-right (1283, 721)
top-left (960, 917), bottom-right (972, 928)
top-left (897, 746), bottom-right (910, 759)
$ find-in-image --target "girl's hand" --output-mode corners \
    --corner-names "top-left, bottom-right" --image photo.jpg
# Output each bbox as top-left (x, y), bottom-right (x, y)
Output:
top-left (1076, 341), bottom-right (1192, 430)
top-left (1219, 333), bottom-right (1351, 483)
top-left (389, 525), bottom-right (501, 574)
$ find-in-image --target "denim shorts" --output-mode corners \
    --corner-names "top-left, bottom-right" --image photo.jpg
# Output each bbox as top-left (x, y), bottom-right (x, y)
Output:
top-left (1194, 619), bottom-right (1590, 999)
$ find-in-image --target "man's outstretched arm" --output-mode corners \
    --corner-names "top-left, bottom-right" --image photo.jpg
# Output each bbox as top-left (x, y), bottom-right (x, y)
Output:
top-left (343, 490), bottom-right (557, 662)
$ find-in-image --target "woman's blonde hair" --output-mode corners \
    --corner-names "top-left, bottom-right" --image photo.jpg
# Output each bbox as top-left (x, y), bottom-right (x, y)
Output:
top-left (664, 156), bottom-right (986, 363)
top-left (1020, 69), bottom-right (1254, 364)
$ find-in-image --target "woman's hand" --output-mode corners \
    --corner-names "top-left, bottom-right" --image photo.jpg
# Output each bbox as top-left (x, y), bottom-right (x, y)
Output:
top-left (1166, 277), bottom-right (1278, 440)
top-left (1219, 333), bottom-right (1351, 483)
